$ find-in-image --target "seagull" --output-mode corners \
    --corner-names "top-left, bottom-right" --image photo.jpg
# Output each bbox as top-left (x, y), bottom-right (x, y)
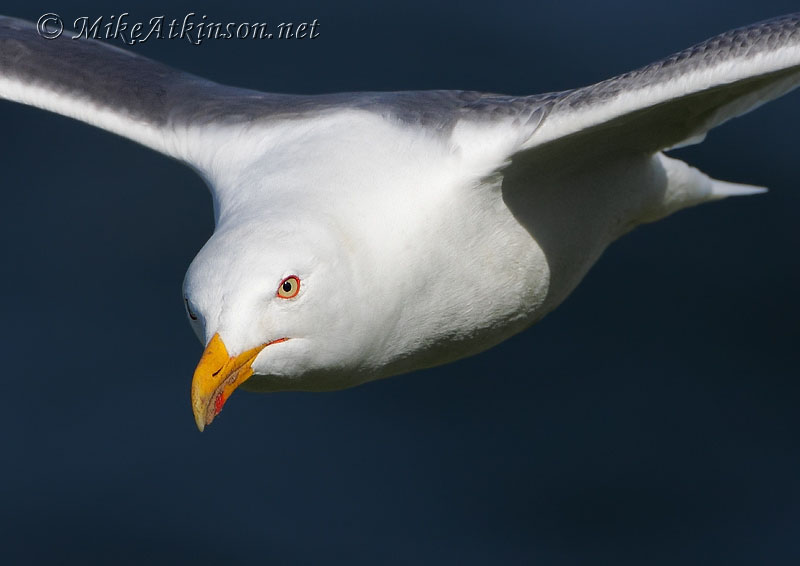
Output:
top-left (1, 14), bottom-right (798, 430)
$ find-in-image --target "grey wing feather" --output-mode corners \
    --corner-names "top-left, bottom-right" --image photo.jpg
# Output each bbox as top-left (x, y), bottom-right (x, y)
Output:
top-left (342, 13), bottom-right (800, 162)
top-left (518, 13), bottom-right (800, 161)
top-left (0, 16), bottom-right (314, 165)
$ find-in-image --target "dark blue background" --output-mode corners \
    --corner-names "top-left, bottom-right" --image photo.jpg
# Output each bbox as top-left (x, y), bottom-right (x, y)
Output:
top-left (1, 1), bottom-right (799, 564)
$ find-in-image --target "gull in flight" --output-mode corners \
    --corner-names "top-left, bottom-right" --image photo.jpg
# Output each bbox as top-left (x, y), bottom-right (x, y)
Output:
top-left (1, 14), bottom-right (798, 430)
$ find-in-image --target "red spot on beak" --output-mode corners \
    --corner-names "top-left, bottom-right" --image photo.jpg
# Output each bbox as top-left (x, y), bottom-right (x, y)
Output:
top-left (214, 393), bottom-right (226, 416)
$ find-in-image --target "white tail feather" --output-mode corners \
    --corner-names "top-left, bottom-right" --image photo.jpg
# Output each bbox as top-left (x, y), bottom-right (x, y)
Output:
top-left (709, 179), bottom-right (768, 198)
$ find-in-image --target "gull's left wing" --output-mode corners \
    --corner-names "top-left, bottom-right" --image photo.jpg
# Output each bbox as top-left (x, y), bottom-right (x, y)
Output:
top-left (513, 13), bottom-right (800, 164)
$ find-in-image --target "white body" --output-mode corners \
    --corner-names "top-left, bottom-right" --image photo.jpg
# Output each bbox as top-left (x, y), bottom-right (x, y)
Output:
top-left (186, 112), bottom-right (749, 391)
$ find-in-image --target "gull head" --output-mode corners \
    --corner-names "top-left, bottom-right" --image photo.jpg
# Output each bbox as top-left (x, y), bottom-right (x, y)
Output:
top-left (182, 218), bottom-right (382, 431)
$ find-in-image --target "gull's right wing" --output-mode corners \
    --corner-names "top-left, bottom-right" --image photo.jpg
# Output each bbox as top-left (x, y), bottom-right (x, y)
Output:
top-left (0, 16), bottom-right (307, 173)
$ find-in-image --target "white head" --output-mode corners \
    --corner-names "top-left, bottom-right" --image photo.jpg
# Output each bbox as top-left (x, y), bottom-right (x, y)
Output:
top-left (183, 217), bottom-right (383, 430)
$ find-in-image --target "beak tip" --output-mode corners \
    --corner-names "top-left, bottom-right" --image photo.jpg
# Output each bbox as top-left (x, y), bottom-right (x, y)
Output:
top-left (192, 408), bottom-right (206, 432)
top-left (191, 387), bottom-right (207, 432)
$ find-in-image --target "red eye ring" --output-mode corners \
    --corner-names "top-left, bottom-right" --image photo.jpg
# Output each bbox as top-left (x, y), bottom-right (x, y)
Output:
top-left (277, 275), bottom-right (300, 299)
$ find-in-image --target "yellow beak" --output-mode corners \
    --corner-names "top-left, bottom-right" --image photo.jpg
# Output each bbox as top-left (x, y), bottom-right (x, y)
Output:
top-left (190, 333), bottom-right (273, 431)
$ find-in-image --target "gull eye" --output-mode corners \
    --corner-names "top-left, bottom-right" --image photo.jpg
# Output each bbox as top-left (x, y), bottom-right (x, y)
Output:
top-left (184, 296), bottom-right (198, 321)
top-left (277, 275), bottom-right (300, 299)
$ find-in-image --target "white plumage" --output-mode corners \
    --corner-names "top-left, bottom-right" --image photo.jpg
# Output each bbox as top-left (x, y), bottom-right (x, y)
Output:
top-left (1, 14), bottom-right (798, 429)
